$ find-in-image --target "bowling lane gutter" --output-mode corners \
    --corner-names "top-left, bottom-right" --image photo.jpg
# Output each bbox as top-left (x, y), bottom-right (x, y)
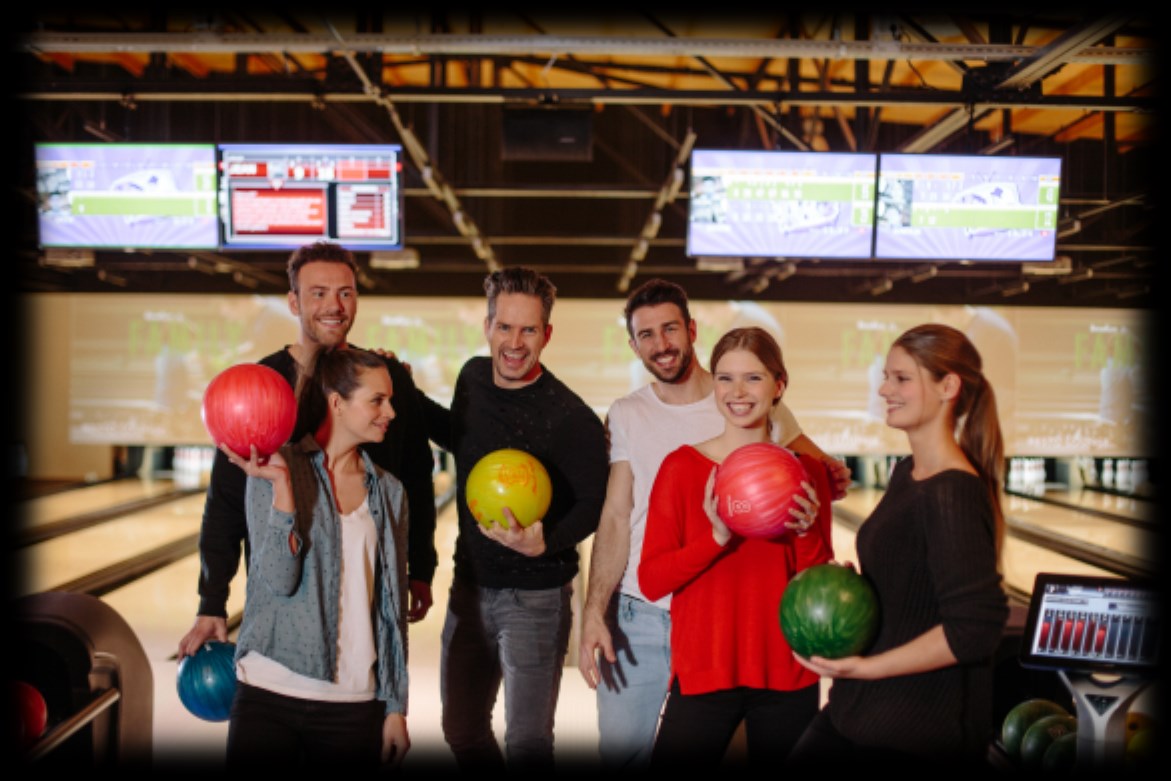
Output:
top-left (47, 533), bottom-right (201, 597)
top-left (1005, 488), bottom-right (1154, 530)
top-left (1003, 519), bottom-right (1151, 580)
top-left (13, 488), bottom-right (207, 548)
top-left (831, 503), bottom-right (1152, 585)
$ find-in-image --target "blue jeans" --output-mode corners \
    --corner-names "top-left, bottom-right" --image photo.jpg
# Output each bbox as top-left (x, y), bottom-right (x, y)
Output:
top-left (440, 575), bottom-right (573, 771)
top-left (595, 592), bottom-right (672, 769)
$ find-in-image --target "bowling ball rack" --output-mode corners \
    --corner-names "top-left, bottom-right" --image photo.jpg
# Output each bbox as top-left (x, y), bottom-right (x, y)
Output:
top-left (14, 592), bottom-right (153, 767)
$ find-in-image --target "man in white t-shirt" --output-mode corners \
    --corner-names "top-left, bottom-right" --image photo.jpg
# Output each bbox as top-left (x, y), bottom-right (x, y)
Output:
top-left (577, 278), bottom-right (851, 769)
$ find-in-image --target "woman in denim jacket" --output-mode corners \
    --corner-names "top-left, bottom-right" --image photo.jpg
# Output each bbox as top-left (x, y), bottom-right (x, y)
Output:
top-left (219, 346), bottom-right (410, 769)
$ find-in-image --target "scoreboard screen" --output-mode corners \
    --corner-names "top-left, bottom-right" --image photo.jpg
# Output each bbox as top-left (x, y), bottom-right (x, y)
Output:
top-left (1020, 573), bottom-right (1160, 674)
top-left (218, 143), bottom-right (404, 251)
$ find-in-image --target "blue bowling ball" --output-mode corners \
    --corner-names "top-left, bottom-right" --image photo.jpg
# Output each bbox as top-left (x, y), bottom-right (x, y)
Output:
top-left (176, 641), bottom-right (237, 722)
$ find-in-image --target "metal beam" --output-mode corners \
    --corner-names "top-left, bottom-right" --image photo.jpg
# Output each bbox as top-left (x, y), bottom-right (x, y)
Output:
top-left (16, 87), bottom-right (1153, 114)
top-left (998, 15), bottom-right (1135, 89)
top-left (18, 32), bottom-right (1152, 65)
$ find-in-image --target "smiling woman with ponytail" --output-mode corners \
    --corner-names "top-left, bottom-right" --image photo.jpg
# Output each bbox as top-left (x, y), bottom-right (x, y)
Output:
top-left (788, 323), bottom-right (1009, 769)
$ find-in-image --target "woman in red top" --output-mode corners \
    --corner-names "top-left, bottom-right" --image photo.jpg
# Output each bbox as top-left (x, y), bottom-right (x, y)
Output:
top-left (638, 327), bottom-right (834, 769)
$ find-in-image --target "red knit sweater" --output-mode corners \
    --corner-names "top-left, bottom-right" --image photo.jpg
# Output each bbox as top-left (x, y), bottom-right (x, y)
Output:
top-left (638, 445), bottom-right (833, 695)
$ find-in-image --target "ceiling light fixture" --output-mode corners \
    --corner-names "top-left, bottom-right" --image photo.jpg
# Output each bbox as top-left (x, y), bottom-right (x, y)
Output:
top-left (1057, 219), bottom-right (1083, 239)
top-left (770, 261), bottom-right (797, 282)
top-left (1116, 285), bottom-right (1149, 300)
top-left (1000, 280), bottom-right (1031, 297)
top-left (96, 268), bottom-right (128, 287)
top-left (696, 256), bottom-right (744, 273)
top-left (187, 255), bottom-right (218, 275)
top-left (369, 248), bottom-right (421, 270)
top-left (1057, 267), bottom-right (1094, 284)
top-left (746, 275), bottom-right (770, 295)
top-left (1023, 255), bottom-right (1072, 276)
top-left (909, 264), bottom-right (937, 283)
top-left (40, 248), bottom-right (95, 268)
top-left (231, 271), bottom-right (259, 290)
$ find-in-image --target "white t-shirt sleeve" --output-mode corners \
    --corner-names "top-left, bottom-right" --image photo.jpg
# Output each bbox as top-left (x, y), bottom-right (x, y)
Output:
top-left (770, 399), bottom-right (802, 446)
top-left (606, 399), bottom-right (631, 465)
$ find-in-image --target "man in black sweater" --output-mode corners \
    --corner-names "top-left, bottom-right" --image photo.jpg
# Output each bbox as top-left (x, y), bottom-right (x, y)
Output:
top-left (177, 241), bottom-right (438, 658)
top-left (421, 267), bottom-right (608, 771)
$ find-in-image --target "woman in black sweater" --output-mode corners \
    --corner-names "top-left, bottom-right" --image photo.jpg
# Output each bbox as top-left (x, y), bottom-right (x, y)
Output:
top-left (788, 323), bottom-right (1009, 768)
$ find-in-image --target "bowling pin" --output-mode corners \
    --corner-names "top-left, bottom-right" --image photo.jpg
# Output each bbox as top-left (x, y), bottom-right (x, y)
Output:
top-left (1132, 460), bottom-right (1148, 493)
top-left (1115, 459), bottom-right (1132, 493)
top-left (1102, 459), bottom-right (1114, 488)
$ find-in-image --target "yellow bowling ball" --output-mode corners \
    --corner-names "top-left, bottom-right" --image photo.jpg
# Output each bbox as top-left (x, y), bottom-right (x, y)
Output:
top-left (466, 448), bottom-right (552, 530)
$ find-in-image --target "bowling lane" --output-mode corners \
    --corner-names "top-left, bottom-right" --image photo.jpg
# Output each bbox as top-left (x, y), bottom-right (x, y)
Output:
top-left (1002, 493), bottom-right (1156, 569)
top-left (16, 492), bottom-right (206, 596)
top-left (15, 476), bottom-right (183, 530)
top-left (999, 537), bottom-right (1117, 593)
top-left (831, 485), bottom-right (1148, 597)
top-left (1028, 487), bottom-right (1154, 525)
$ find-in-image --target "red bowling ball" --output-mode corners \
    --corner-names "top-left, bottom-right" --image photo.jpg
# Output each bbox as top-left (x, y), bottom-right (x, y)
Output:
top-left (201, 363), bottom-right (297, 459)
top-left (12, 680), bottom-right (48, 747)
top-left (714, 442), bottom-right (810, 538)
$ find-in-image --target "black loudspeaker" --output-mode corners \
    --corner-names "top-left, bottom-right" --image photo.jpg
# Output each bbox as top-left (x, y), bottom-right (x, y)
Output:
top-left (501, 108), bottom-right (593, 162)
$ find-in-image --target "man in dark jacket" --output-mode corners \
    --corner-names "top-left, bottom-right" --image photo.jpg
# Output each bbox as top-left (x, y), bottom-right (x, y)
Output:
top-left (178, 241), bottom-right (438, 658)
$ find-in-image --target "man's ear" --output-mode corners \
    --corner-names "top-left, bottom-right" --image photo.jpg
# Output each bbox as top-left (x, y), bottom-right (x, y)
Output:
top-left (288, 289), bottom-right (300, 316)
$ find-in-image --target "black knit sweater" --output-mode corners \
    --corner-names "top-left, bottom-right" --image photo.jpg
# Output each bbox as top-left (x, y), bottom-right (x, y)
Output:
top-left (421, 357), bottom-right (608, 589)
top-left (825, 456), bottom-right (1008, 760)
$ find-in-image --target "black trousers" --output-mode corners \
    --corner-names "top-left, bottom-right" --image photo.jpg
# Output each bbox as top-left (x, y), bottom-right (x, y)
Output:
top-left (788, 708), bottom-right (984, 770)
top-left (651, 678), bottom-right (819, 769)
top-left (226, 682), bottom-right (384, 769)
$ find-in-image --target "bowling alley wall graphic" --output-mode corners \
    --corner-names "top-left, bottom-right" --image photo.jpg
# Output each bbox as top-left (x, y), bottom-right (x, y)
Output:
top-left (17, 293), bottom-right (1152, 479)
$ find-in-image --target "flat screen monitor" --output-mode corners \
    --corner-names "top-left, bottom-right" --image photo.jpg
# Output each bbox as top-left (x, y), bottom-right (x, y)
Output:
top-left (686, 149), bottom-right (877, 259)
top-left (874, 153), bottom-right (1062, 261)
top-left (218, 143), bottom-right (404, 251)
top-left (35, 142), bottom-right (219, 250)
top-left (1019, 572), bottom-right (1160, 675)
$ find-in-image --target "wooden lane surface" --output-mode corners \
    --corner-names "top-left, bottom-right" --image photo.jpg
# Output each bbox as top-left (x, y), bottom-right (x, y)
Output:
top-left (14, 477), bottom-right (184, 529)
top-left (16, 493), bottom-right (207, 596)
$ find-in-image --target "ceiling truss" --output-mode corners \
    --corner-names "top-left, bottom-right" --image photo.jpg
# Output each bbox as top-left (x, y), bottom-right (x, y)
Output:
top-left (14, 11), bottom-right (1157, 308)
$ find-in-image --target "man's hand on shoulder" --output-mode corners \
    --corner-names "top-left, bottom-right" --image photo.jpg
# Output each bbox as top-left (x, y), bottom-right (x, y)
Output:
top-left (370, 348), bottom-right (412, 378)
top-left (825, 457), bottom-right (852, 501)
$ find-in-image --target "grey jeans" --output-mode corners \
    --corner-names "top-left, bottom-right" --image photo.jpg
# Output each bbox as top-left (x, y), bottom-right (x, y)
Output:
top-left (439, 575), bottom-right (573, 771)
